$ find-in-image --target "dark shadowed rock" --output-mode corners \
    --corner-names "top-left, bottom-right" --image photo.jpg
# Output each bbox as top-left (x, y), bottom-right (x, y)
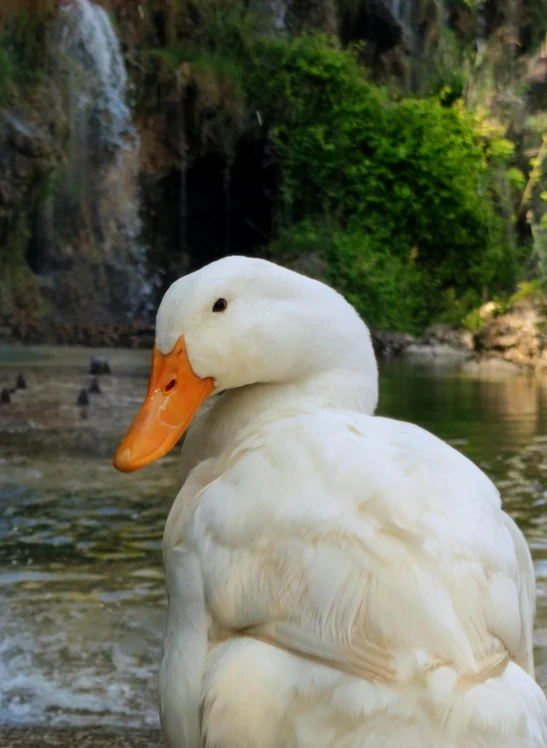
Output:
top-left (1, 387), bottom-right (11, 404)
top-left (422, 324), bottom-right (473, 351)
top-left (370, 329), bottom-right (416, 357)
top-left (0, 726), bottom-right (163, 747)
top-left (16, 373), bottom-right (26, 389)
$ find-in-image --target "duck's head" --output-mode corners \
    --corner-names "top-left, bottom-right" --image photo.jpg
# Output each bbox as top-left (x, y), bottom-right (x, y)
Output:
top-left (113, 256), bottom-right (377, 472)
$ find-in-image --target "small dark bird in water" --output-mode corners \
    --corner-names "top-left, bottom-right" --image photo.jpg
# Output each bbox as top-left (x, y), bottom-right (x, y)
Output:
top-left (1, 388), bottom-right (10, 404)
top-left (89, 357), bottom-right (111, 375)
top-left (77, 388), bottom-right (90, 406)
top-left (89, 377), bottom-right (101, 394)
top-left (16, 373), bottom-right (26, 390)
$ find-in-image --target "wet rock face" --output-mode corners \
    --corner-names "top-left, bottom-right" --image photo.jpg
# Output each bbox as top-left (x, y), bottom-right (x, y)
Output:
top-left (0, 82), bottom-right (65, 277)
top-left (371, 324), bottom-right (473, 359)
top-left (421, 324), bottom-right (473, 351)
top-left (0, 80), bottom-right (66, 332)
top-left (285, 0), bottom-right (338, 36)
top-left (339, 0), bottom-right (408, 64)
top-left (474, 299), bottom-right (547, 368)
top-left (0, 2), bottom-right (147, 338)
top-left (0, 103), bottom-right (62, 227)
top-left (371, 329), bottom-right (417, 357)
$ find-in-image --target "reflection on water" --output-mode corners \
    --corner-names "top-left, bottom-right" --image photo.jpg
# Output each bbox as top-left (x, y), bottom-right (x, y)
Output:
top-left (0, 350), bottom-right (547, 726)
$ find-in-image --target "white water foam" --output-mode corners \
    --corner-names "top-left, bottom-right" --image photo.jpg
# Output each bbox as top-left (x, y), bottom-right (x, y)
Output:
top-left (0, 599), bottom-right (162, 727)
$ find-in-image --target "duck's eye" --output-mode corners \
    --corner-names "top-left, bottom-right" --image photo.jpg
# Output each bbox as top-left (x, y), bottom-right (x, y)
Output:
top-left (212, 298), bottom-right (228, 313)
top-left (164, 379), bottom-right (176, 393)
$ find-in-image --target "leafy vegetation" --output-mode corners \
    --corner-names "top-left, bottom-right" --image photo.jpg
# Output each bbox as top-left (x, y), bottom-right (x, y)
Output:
top-left (138, 16), bottom-right (533, 331)
top-left (0, 0), bottom-right (54, 103)
top-left (243, 35), bottom-right (515, 330)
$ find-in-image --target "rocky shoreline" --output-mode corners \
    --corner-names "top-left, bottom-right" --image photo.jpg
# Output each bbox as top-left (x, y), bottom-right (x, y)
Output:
top-left (0, 321), bottom-right (156, 349)
top-left (0, 318), bottom-right (471, 356)
top-left (371, 324), bottom-right (473, 359)
top-left (377, 297), bottom-right (547, 373)
top-left (2, 297), bottom-right (547, 374)
top-left (0, 727), bottom-right (163, 747)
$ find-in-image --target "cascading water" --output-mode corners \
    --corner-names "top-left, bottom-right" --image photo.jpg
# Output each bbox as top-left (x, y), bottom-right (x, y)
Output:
top-left (270, 0), bottom-right (286, 29)
top-left (43, 0), bottom-right (151, 321)
top-left (388, 0), bottom-right (413, 32)
top-left (385, 0), bottom-right (450, 55)
top-left (387, 0), bottom-right (415, 49)
top-left (476, 1), bottom-right (487, 53)
top-left (61, 0), bottom-right (132, 149)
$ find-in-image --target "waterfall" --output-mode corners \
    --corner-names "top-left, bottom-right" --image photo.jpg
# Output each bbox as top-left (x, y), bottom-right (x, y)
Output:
top-left (476, 1), bottom-right (487, 54)
top-left (388, 0), bottom-right (412, 30)
top-left (270, 0), bottom-right (286, 29)
top-left (60, 0), bottom-right (132, 148)
top-left (46, 0), bottom-right (152, 321)
top-left (387, 0), bottom-right (415, 47)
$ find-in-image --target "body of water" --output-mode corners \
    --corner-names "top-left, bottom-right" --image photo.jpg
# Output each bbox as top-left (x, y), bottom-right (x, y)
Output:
top-left (0, 347), bottom-right (546, 726)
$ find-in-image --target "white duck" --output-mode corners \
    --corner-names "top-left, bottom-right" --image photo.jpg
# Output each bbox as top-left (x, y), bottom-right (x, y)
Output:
top-left (113, 256), bottom-right (547, 748)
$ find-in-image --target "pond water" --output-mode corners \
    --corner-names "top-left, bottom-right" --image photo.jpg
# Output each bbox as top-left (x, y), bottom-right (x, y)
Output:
top-left (1, 347), bottom-right (547, 727)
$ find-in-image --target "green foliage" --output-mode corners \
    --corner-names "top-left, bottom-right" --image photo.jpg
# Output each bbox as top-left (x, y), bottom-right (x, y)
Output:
top-left (190, 0), bottom-right (267, 61)
top-left (487, 137), bottom-right (515, 164)
top-left (506, 167), bottom-right (526, 192)
top-left (0, 44), bottom-right (15, 104)
top-left (461, 307), bottom-right (486, 333)
top-left (0, 1), bottom-right (54, 103)
top-left (245, 35), bottom-right (514, 331)
top-left (142, 0), bottom-right (263, 73)
top-left (509, 279), bottom-right (544, 303)
top-left (269, 221), bottom-right (428, 333)
top-left (436, 287), bottom-right (484, 328)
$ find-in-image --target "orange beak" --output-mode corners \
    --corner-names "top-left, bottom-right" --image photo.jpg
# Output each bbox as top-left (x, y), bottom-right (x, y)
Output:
top-left (113, 336), bottom-right (214, 472)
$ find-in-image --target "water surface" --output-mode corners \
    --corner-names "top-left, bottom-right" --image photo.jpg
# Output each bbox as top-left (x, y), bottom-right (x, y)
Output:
top-left (1, 347), bottom-right (546, 726)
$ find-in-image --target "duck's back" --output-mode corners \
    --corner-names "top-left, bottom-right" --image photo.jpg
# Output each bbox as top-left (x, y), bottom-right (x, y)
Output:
top-left (162, 410), bottom-right (547, 748)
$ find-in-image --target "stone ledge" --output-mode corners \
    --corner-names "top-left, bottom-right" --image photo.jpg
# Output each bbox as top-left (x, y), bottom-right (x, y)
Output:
top-left (0, 727), bottom-right (163, 748)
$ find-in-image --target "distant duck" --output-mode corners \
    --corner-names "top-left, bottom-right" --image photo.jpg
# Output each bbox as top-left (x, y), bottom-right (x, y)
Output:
top-left (0, 388), bottom-right (10, 404)
top-left (77, 389), bottom-right (90, 406)
top-left (15, 373), bottom-right (26, 390)
top-left (89, 377), bottom-right (101, 394)
top-left (89, 357), bottom-right (111, 375)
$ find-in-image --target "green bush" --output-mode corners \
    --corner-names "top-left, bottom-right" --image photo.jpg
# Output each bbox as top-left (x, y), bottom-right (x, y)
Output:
top-left (0, 1), bottom-right (54, 103)
top-left (245, 35), bottom-right (514, 331)
top-left (269, 221), bottom-right (429, 333)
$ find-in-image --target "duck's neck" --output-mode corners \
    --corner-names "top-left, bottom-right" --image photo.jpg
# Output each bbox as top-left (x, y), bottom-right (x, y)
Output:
top-left (179, 365), bottom-right (377, 486)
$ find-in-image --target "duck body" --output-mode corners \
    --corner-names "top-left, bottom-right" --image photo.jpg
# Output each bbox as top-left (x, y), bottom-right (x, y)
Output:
top-left (112, 256), bottom-right (547, 747)
top-left (161, 403), bottom-right (546, 748)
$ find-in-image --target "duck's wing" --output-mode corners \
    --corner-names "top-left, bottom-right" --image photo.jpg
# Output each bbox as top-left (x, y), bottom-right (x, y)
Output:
top-left (161, 457), bottom-right (220, 748)
top-left (186, 410), bottom-right (528, 682)
top-left (501, 512), bottom-right (536, 676)
top-left (159, 545), bottom-right (207, 748)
